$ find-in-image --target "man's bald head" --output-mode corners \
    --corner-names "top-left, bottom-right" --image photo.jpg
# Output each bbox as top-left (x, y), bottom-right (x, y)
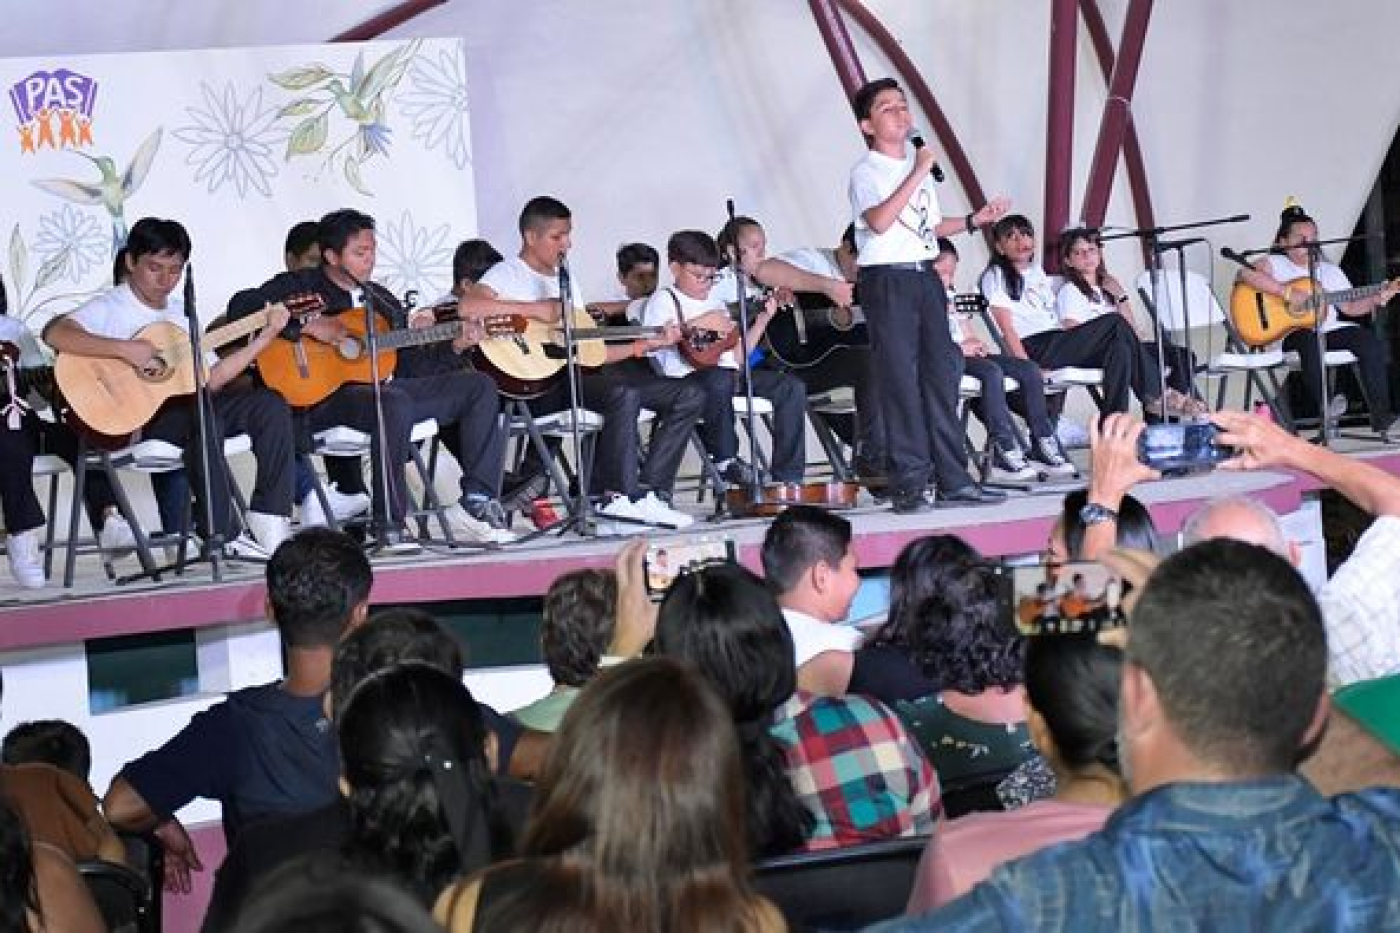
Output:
top-left (1182, 496), bottom-right (1290, 557)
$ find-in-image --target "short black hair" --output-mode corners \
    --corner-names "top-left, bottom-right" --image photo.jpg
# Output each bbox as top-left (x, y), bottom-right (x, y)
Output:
top-left (284, 221), bottom-right (320, 259)
top-left (112, 248), bottom-right (128, 285)
top-left (126, 217), bottom-right (191, 263)
top-left (266, 528), bottom-right (373, 649)
top-left (667, 230), bottom-right (721, 268)
top-left (851, 77), bottom-right (901, 121)
top-left (616, 242), bottom-right (659, 277)
top-left (1024, 634), bottom-right (1122, 775)
top-left (452, 239), bottom-right (503, 286)
top-left (760, 505), bottom-right (852, 596)
top-left (331, 607), bottom-right (464, 722)
top-left (1273, 202), bottom-right (1316, 246)
top-left (1129, 539), bottom-right (1326, 775)
top-left (2, 720), bottom-right (91, 781)
top-left (541, 569), bottom-right (617, 688)
top-left (518, 196), bottom-right (571, 235)
top-left (318, 209), bottom-right (376, 256)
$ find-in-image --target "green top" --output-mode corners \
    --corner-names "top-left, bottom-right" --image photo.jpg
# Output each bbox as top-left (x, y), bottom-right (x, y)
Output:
top-left (1333, 673), bottom-right (1400, 757)
top-left (509, 685), bottom-right (580, 733)
top-left (894, 693), bottom-right (1033, 787)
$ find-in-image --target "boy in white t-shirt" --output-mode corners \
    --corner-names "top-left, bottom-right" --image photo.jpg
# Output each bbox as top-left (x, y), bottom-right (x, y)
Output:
top-left (847, 77), bottom-right (1010, 513)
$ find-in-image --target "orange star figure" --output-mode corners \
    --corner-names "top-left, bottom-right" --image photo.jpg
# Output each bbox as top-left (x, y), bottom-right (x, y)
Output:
top-left (18, 123), bottom-right (34, 154)
top-left (58, 110), bottom-right (77, 148)
top-left (35, 108), bottom-right (56, 149)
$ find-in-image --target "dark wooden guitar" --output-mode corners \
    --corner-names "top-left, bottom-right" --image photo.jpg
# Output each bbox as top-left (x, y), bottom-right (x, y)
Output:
top-left (761, 288), bottom-right (867, 369)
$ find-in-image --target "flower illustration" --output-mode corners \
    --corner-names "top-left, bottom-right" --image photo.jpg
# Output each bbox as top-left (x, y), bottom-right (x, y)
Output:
top-left (32, 204), bottom-right (107, 284)
top-left (173, 82), bottom-right (285, 197)
top-left (399, 44), bottom-right (472, 169)
top-left (376, 210), bottom-right (453, 298)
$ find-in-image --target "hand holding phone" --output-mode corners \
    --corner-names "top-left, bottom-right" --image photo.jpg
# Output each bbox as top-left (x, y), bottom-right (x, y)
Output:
top-left (1137, 421), bottom-right (1235, 473)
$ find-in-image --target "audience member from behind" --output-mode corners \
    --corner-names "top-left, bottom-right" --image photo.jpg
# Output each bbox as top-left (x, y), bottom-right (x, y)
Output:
top-left (3, 720), bottom-right (91, 782)
top-left (906, 634), bottom-right (1125, 912)
top-left (880, 540), bottom-right (1400, 931)
top-left (0, 790), bottom-right (104, 933)
top-left (228, 862), bottom-right (441, 933)
top-left (510, 568), bottom-right (617, 731)
top-left (656, 563), bottom-right (938, 854)
top-left (761, 505), bottom-right (863, 696)
top-left (436, 658), bottom-right (786, 932)
top-left (856, 536), bottom-right (1033, 792)
top-left (106, 527), bottom-right (371, 893)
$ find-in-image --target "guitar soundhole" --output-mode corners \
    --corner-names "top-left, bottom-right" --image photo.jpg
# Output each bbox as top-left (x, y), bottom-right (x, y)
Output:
top-left (829, 307), bottom-right (855, 331)
top-left (139, 357), bottom-right (172, 382)
top-left (338, 337), bottom-right (364, 361)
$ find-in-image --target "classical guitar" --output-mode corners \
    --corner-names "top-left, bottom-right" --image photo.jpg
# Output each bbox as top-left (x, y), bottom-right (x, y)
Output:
top-left (469, 307), bottom-right (661, 399)
top-left (257, 300), bottom-right (526, 407)
top-left (1229, 275), bottom-right (1400, 348)
top-left (762, 288), bottom-right (868, 369)
top-left (661, 288), bottom-right (739, 371)
top-left (55, 308), bottom-right (273, 438)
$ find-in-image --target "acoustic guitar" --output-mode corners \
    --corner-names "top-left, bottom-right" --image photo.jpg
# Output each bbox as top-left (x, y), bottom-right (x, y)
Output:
top-left (1229, 275), bottom-right (1399, 347)
top-left (55, 308), bottom-right (273, 438)
top-left (258, 304), bottom-right (527, 407)
top-left (469, 307), bottom-right (660, 399)
top-left (762, 290), bottom-right (868, 369)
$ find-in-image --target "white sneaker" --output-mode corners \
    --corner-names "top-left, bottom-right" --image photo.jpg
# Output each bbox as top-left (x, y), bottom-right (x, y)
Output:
top-left (988, 445), bottom-right (1038, 483)
top-left (634, 492), bottom-right (695, 529)
top-left (596, 495), bottom-right (648, 537)
top-left (300, 483), bottom-right (371, 528)
top-left (6, 529), bottom-right (45, 589)
top-left (98, 514), bottom-right (137, 554)
top-left (1055, 417), bottom-right (1091, 450)
top-left (223, 532), bottom-right (271, 561)
top-left (444, 504), bottom-right (517, 546)
top-left (246, 511), bottom-right (292, 556)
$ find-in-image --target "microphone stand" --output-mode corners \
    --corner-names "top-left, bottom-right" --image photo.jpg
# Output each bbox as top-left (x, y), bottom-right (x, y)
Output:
top-left (345, 272), bottom-right (402, 551)
top-left (1103, 214), bottom-right (1248, 418)
top-left (549, 254), bottom-right (598, 537)
top-left (726, 197), bottom-right (765, 515)
top-left (1227, 233), bottom-right (1375, 446)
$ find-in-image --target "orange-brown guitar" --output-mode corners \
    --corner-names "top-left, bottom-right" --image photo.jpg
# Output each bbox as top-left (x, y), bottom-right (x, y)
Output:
top-left (54, 309), bottom-right (273, 438)
top-left (1229, 275), bottom-right (1399, 347)
top-left (257, 307), bottom-right (526, 408)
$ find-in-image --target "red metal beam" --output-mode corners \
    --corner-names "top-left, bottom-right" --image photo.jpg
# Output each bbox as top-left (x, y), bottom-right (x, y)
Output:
top-left (834, 0), bottom-right (989, 216)
top-left (330, 0), bottom-right (446, 42)
top-left (1079, 0), bottom-right (1158, 255)
top-left (1079, 0), bottom-right (1155, 230)
top-left (807, 0), bottom-right (868, 99)
top-left (1043, 0), bottom-right (1079, 270)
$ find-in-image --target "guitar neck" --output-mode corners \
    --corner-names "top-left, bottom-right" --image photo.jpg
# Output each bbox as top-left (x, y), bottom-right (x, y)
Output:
top-left (1313, 281), bottom-right (1391, 310)
top-left (376, 319), bottom-right (464, 351)
top-left (206, 308), bottom-right (272, 351)
top-left (566, 325), bottom-right (663, 340)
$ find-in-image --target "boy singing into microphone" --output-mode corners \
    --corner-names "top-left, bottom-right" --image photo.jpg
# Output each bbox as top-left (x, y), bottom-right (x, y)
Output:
top-left (847, 77), bottom-right (1010, 512)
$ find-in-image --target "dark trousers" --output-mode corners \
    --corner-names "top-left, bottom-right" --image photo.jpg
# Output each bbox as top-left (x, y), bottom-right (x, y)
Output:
top-left (1285, 325), bottom-right (1393, 430)
top-left (0, 414), bottom-right (118, 535)
top-left (859, 265), bottom-right (971, 496)
top-left (686, 366), bottom-right (806, 483)
top-left (963, 354), bottom-right (1056, 449)
top-left (1023, 315), bottom-right (1163, 414)
top-left (143, 387), bottom-right (295, 538)
top-left (768, 343), bottom-right (886, 463)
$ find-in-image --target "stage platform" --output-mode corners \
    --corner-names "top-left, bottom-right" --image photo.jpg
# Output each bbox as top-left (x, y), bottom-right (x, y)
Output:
top-left (5, 438), bottom-right (1396, 652)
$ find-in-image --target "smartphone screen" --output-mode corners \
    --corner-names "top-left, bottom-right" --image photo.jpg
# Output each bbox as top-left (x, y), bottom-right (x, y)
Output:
top-left (644, 537), bottom-right (737, 601)
top-left (998, 559), bottom-right (1128, 635)
top-left (1137, 421), bottom-right (1234, 473)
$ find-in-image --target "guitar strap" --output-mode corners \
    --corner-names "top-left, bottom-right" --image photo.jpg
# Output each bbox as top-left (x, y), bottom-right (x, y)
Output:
top-left (0, 362), bottom-right (32, 429)
top-left (665, 287), bottom-right (687, 329)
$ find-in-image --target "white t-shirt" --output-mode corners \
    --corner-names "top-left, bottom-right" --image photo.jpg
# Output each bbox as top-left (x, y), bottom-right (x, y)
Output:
top-left (65, 283), bottom-right (188, 341)
top-left (779, 247), bottom-right (845, 280)
top-left (1054, 280), bottom-right (1116, 326)
top-left (980, 264), bottom-right (1060, 339)
top-left (639, 285), bottom-right (731, 377)
top-left (1263, 253), bottom-right (1354, 333)
top-left (782, 607), bottom-right (862, 668)
top-left (477, 256), bottom-right (586, 307)
top-left (849, 148), bottom-right (941, 266)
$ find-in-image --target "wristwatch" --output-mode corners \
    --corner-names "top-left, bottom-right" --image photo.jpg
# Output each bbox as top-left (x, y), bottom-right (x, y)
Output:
top-left (1079, 502), bottom-right (1119, 526)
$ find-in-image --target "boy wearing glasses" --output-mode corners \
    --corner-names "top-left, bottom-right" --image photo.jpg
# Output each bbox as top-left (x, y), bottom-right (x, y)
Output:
top-left (639, 229), bottom-right (807, 487)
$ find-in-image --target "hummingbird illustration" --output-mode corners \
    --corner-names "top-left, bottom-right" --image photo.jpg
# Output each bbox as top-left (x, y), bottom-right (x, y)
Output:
top-left (32, 127), bottom-right (163, 254)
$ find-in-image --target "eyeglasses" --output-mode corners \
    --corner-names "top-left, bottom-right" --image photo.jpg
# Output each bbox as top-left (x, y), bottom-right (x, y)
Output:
top-left (681, 265), bottom-right (721, 285)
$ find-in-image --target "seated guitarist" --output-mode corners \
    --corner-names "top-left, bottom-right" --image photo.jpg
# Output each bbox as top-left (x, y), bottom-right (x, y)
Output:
top-left (638, 229), bottom-right (807, 486)
top-left (466, 196), bottom-right (700, 531)
top-left (234, 208), bottom-right (514, 548)
top-left (1234, 201), bottom-right (1400, 441)
top-left (720, 217), bottom-right (885, 481)
top-left (43, 217), bottom-right (296, 559)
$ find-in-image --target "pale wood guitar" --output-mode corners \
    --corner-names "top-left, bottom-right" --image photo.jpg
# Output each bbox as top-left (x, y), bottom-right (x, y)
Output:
top-left (55, 309), bottom-right (273, 438)
top-left (469, 307), bottom-right (659, 399)
top-left (1229, 275), bottom-right (1399, 347)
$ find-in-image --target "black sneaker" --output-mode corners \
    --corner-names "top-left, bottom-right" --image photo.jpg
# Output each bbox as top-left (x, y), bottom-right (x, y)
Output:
top-left (464, 496), bottom-right (511, 530)
top-left (1028, 436), bottom-right (1078, 478)
top-left (719, 458), bottom-right (759, 487)
top-left (989, 444), bottom-right (1038, 482)
top-left (935, 485), bottom-right (1007, 506)
top-left (890, 490), bottom-right (932, 514)
top-left (500, 470), bottom-right (549, 513)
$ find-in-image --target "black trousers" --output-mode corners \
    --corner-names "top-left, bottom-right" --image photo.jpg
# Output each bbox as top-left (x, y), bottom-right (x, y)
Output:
top-left (0, 413), bottom-right (118, 535)
top-left (766, 342), bottom-right (886, 463)
top-left (858, 264), bottom-right (971, 496)
top-left (144, 387), bottom-right (295, 538)
top-left (1022, 315), bottom-right (1164, 414)
top-left (963, 354), bottom-right (1056, 449)
top-left (685, 366), bottom-right (807, 484)
top-left (1285, 325), bottom-right (1393, 430)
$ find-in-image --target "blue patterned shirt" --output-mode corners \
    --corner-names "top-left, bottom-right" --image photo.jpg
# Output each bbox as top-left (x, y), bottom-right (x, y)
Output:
top-left (870, 777), bottom-right (1400, 932)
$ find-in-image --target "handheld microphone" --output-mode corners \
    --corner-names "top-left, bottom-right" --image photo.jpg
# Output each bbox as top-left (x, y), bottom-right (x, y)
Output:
top-left (909, 130), bottom-right (945, 183)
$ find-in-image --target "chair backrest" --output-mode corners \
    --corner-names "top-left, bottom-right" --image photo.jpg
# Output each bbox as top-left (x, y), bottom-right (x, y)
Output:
top-left (753, 835), bottom-right (928, 930)
top-left (77, 859), bottom-right (155, 933)
top-left (1135, 267), bottom-right (1227, 332)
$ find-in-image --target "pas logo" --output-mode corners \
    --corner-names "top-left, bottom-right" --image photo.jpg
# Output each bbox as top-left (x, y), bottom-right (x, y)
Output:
top-left (9, 68), bottom-right (98, 154)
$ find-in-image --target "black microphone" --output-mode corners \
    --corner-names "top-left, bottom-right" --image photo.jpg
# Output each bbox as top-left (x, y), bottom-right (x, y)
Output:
top-left (909, 131), bottom-right (945, 183)
top-left (1220, 246), bottom-right (1250, 267)
top-left (1154, 237), bottom-right (1206, 251)
top-left (557, 252), bottom-right (570, 290)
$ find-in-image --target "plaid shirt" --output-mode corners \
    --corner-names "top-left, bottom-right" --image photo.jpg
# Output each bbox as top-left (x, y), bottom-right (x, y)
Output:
top-left (771, 691), bottom-right (940, 850)
top-left (873, 777), bottom-right (1400, 932)
top-left (1318, 515), bottom-right (1400, 687)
